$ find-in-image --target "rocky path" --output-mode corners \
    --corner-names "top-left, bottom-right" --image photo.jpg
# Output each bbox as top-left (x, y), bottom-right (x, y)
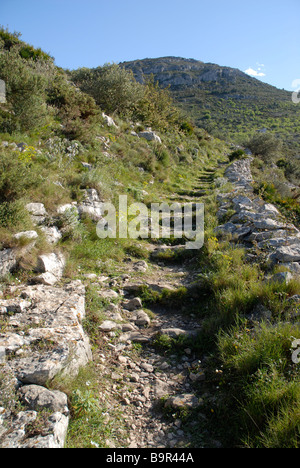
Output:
top-left (91, 166), bottom-right (220, 449)
top-left (0, 162), bottom-right (219, 448)
top-left (6, 155), bottom-right (298, 448)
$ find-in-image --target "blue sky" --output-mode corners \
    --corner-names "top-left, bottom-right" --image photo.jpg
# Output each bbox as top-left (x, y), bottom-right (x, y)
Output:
top-left (1, 0), bottom-right (299, 90)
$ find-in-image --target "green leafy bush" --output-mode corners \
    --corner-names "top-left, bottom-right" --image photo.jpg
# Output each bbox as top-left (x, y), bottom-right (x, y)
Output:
top-left (0, 45), bottom-right (49, 132)
top-left (0, 149), bottom-right (39, 202)
top-left (228, 149), bottom-right (246, 162)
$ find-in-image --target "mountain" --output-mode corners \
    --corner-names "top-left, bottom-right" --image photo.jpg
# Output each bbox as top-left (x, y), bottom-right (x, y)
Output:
top-left (121, 57), bottom-right (300, 156)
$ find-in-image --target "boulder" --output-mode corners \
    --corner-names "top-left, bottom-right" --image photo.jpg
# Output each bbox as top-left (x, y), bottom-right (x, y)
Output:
top-left (36, 252), bottom-right (65, 280)
top-left (123, 297), bottom-right (143, 311)
top-left (40, 227), bottom-right (62, 244)
top-left (159, 328), bottom-right (197, 338)
top-left (138, 131), bottom-right (162, 144)
top-left (78, 189), bottom-right (103, 221)
top-left (26, 203), bottom-right (47, 224)
top-left (132, 310), bottom-right (151, 327)
top-left (19, 385), bottom-right (69, 415)
top-left (102, 112), bottom-right (118, 128)
top-left (271, 245), bottom-right (300, 263)
top-left (0, 409), bottom-right (69, 448)
top-left (99, 320), bottom-right (121, 332)
top-left (269, 271), bottom-right (293, 285)
top-left (0, 281), bottom-right (92, 386)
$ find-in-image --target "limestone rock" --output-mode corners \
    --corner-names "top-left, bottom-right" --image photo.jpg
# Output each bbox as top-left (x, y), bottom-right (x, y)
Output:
top-left (269, 271), bottom-right (293, 285)
top-left (132, 310), bottom-right (151, 327)
top-left (78, 188), bottom-right (103, 221)
top-left (0, 249), bottom-right (17, 278)
top-left (41, 226), bottom-right (62, 244)
top-left (99, 320), bottom-right (121, 332)
top-left (36, 252), bottom-right (65, 280)
top-left (102, 112), bottom-right (118, 128)
top-left (19, 385), bottom-right (69, 415)
top-left (26, 203), bottom-right (48, 224)
top-left (31, 272), bottom-right (58, 286)
top-left (138, 130), bottom-right (162, 144)
top-left (13, 231), bottom-right (38, 241)
top-left (0, 409), bottom-right (69, 448)
top-left (159, 328), bottom-right (197, 338)
top-left (123, 297), bottom-right (143, 311)
top-left (0, 281), bottom-right (92, 387)
top-left (271, 244), bottom-right (300, 263)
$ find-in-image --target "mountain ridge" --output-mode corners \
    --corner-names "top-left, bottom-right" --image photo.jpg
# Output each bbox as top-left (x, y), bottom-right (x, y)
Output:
top-left (121, 56), bottom-right (300, 156)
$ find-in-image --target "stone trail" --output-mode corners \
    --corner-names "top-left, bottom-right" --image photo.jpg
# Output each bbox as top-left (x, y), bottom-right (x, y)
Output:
top-left (1, 156), bottom-right (298, 448)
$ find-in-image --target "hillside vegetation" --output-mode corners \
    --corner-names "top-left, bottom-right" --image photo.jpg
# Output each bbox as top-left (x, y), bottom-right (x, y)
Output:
top-left (0, 29), bottom-right (300, 449)
top-left (122, 57), bottom-right (300, 159)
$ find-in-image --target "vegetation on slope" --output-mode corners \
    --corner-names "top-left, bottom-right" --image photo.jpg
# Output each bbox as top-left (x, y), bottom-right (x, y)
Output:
top-left (122, 57), bottom-right (300, 159)
top-left (0, 29), bottom-right (300, 449)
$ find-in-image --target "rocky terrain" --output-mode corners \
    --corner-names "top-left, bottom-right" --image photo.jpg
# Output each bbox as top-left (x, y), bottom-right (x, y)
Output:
top-left (121, 57), bottom-right (300, 157)
top-left (1, 149), bottom-right (298, 448)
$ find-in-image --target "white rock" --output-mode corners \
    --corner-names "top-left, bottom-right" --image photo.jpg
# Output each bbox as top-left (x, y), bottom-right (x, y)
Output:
top-left (41, 226), bottom-right (62, 244)
top-left (99, 320), bottom-right (121, 332)
top-left (123, 297), bottom-right (143, 311)
top-left (26, 203), bottom-right (47, 217)
top-left (78, 189), bottom-right (103, 221)
top-left (19, 385), bottom-right (69, 415)
top-left (138, 131), bottom-right (162, 144)
top-left (133, 310), bottom-right (151, 327)
top-left (0, 249), bottom-right (17, 278)
top-left (36, 253), bottom-right (65, 279)
top-left (102, 112), bottom-right (118, 128)
top-left (57, 203), bottom-right (78, 215)
top-left (31, 272), bottom-right (58, 286)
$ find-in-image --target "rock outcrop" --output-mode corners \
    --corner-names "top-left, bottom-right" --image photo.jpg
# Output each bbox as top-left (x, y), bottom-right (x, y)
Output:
top-left (215, 157), bottom-right (300, 278)
top-left (0, 280), bottom-right (92, 448)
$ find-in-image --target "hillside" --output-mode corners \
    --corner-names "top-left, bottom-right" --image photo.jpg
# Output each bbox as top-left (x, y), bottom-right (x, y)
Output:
top-left (0, 30), bottom-right (300, 449)
top-left (121, 57), bottom-right (300, 156)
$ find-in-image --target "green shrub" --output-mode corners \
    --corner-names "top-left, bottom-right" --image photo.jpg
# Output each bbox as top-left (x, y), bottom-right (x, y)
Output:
top-left (0, 149), bottom-right (39, 202)
top-left (0, 45), bottom-right (49, 132)
top-left (246, 133), bottom-right (283, 163)
top-left (0, 200), bottom-right (31, 230)
top-left (228, 149), bottom-right (246, 162)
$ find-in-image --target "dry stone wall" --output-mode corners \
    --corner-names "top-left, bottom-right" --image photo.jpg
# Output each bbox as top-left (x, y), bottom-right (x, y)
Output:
top-left (0, 280), bottom-right (92, 448)
top-left (215, 157), bottom-right (300, 279)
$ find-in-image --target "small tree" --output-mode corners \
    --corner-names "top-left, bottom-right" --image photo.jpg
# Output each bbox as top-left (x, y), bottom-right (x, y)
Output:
top-left (0, 45), bottom-right (49, 132)
top-left (71, 64), bottom-right (144, 117)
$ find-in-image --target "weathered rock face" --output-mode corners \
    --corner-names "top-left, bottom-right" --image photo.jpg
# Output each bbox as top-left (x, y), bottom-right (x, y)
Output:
top-left (0, 249), bottom-right (17, 278)
top-left (0, 408), bottom-right (69, 448)
top-left (78, 188), bottom-right (104, 221)
top-left (0, 280), bottom-right (92, 448)
top-left (216, 158), bottom-right (300, 277)
top-left (138, 130), bottom-right (162, 144)
top-left (0, 79), bottom-right (6, 104)
top-left (102, 112), bottom-right (118, 128)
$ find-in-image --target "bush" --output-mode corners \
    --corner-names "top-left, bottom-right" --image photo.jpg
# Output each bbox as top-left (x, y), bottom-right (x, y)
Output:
top-left (0, 45), bottom-right (49, 132)
top-left (70, 64), bottom-right (144, 117)
top-left (246, 133), bottom-right (283, 163)
top-left (47, 73), bottom-right (100, 142)
top-left (0, 149), bottom-right (39, 202)
top-left (228, 149), bottom-right (246, 162)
